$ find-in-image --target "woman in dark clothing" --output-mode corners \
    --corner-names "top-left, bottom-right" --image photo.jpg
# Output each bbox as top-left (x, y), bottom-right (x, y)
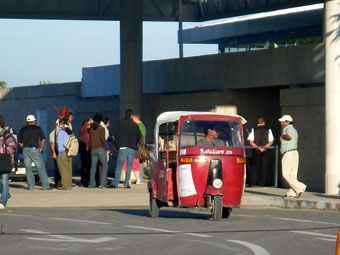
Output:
top-left (88, 114), bottom-right (109, 188)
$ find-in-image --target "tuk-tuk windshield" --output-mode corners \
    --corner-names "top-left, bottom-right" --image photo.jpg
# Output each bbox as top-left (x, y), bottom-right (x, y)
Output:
top-left (180, 119), bottom-right (243, 148)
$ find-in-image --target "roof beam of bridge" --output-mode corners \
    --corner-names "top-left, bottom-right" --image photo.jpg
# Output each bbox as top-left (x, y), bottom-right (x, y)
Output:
top-left (0, 0), bottom-right (323, 22)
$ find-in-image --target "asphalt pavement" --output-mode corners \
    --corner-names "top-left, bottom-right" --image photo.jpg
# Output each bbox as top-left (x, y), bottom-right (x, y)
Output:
top-left (4, 178), bottom-right (340, 212)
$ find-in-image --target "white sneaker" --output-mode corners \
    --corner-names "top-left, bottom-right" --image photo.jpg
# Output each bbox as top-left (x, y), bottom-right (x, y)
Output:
top-left (0, 204), bottom-right (5, 210)
top-left (136, 180), bottom-right (143, 184)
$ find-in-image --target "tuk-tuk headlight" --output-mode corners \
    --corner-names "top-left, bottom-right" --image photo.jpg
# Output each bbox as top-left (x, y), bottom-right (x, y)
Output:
top-left (212, 178), bottom-right (223, 189)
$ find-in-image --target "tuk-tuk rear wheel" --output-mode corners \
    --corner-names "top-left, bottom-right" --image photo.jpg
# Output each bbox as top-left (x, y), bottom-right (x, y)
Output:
top-left (149, 191), bottom-right (160, 218)
top-left (222, 208), bottom-right (232, 218)
top-left (212, 196), bottom-right (222, 221)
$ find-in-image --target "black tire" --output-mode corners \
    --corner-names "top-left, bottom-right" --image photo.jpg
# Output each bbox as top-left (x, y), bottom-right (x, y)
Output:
top-left (212, 196), bottom-right (223, 221)
top-left (149, 191), bottom-right (160, 218)
top-left (222, 207), bottom-right (232, 218)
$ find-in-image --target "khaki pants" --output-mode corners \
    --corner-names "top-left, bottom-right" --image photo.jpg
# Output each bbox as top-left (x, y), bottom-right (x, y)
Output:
top-left (57, 152), bottom-right (72, 190)
top-left (281, 150), bottom-right (306, 196)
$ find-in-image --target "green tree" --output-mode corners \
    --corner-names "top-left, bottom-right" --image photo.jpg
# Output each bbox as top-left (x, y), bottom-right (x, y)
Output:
top-left (39, 80), bottom-right (53, 85)
top-left (0, 80), bottom-right (7, 88)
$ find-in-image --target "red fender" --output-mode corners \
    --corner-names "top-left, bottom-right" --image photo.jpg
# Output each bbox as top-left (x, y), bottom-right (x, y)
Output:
top-left (205, 185), bottom-right (225, 196)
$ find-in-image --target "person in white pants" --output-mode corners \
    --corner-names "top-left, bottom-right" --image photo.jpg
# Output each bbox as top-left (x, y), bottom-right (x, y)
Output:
top-left (279, 115), bottom-right (306, 198)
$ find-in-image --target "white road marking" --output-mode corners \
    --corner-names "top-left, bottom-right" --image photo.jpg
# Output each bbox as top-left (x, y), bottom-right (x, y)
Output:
top-left (25, 236), bottom-right (115, 243)
top-left (291, 230), bottom-right (337, 239)
top-left (1, 213), bottom-right (36, 218)
top-left (126, 225), bottom-right (212, 238)
top-left (227, 240), bottom-right (271, 255)
top-left (19, 229), bottom-right (116, 243)
top-left (273, 217), bottom-right (339, 226)
top-left (236, 214), bottom-right (339, 227)
top-left (49, 217), bottom-right (112, 225)
top-left (183, 232), bottom-right (212, 238)
top-left (19, 229), bottom-right (49, 234)
top-left (126, 225), bottom-right (181, 233)
top-left (235, 214), bottom-right (257, 218)
top-left (315, 238), bottom-right (337, 242)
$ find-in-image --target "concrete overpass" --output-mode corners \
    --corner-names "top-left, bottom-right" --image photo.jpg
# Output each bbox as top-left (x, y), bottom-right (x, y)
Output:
top-left (0, 0), bottom-right (324, 115)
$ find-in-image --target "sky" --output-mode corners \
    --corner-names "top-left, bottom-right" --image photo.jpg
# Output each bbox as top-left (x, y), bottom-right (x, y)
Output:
top-left (0, 19), bottom-right (217, 87)
top-left (0, 4), bottom-right (322, 87)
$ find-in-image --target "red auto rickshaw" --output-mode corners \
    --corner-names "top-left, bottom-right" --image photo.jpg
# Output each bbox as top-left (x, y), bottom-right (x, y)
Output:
top-left (148, 111), bottom-right (247, 221)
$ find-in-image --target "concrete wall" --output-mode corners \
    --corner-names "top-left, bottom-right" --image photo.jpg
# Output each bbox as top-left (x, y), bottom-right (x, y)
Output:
top-left (280, 86), bottom-right (325, 192)
top-left (82, 43), bottom-right (324, 96)
top-left (144, 44), bottom-right (324, 92)
top-left (82, 65), bottom-right (120, 97)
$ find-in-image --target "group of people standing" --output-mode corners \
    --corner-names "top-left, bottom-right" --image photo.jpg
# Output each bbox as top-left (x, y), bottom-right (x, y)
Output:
top-left (248, 114), bottom-right (306, 198)
top-left (78, 109), bottom-right (145, 189)
top-left (0, 108), bottom-right (146, 209)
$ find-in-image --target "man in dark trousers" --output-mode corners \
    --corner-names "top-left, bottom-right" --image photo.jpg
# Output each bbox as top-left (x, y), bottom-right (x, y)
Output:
top-left (247, 117), bottom-right (274, 187)
top-left (112, 109), bottom-right (142, 189)
top-left (18, 115), bottom-right (51, 190)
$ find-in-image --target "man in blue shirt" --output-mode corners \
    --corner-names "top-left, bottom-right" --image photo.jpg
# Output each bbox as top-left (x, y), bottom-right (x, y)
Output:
top-left (279, 115), bottom-right (306, 198)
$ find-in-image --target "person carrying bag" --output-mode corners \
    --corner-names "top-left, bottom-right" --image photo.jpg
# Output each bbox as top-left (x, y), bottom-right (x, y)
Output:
top-left (0, 116), bottom-right (17, 209)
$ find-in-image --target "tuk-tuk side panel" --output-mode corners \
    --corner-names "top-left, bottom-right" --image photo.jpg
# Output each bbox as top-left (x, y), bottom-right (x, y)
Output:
top-left (221, 160), bottom-right (245, 206)
top-left (156, 159), bottom-right (169, 203)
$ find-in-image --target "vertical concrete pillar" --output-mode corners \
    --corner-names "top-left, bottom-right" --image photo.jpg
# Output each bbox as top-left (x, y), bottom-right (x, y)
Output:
top-left (120, 0), bottom-right (143, 117)
top-left (325, 0), bottom-right (340, 194)
top-left (178, 0), bottom-right (183, 58)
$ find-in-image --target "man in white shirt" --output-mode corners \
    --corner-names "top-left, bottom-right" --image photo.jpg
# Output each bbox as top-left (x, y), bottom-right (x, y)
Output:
top-left (247, 117), bottom-right (274, 187)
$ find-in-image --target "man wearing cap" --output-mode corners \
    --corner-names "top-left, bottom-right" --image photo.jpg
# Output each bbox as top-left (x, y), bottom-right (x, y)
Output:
top-left (197, 126), bottom-right (225, 147)
top-left (279, 115), bottom-right (306, 198)
top-left (18, 115), bottom-right (51, 190)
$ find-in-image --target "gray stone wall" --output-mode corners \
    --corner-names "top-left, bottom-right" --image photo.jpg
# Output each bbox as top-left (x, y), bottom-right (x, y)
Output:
top-left (280, 86), bottom-right (325, 192)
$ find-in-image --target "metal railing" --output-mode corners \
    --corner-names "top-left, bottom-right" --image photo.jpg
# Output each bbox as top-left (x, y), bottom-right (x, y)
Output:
top-left (245, 145), bottom-right (280, 187)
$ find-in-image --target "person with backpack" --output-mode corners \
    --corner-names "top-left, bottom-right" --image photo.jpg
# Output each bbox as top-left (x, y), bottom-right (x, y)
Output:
top-left (0, 116), bottom-right (17, 209)
top-left (49, 119), bottom-right (62, 188)
top-left (56, 119), bottom-right (74, 190)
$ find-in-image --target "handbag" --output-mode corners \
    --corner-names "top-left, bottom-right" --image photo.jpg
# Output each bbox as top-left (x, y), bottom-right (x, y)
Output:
top-left (138, 143), bottom-right (150, 161)
top-left (0, 154), bottom-right (12, 174)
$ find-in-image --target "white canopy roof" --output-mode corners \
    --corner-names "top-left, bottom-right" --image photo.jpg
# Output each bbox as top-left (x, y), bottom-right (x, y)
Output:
top-left (156, 111), bottom-right (247, 127)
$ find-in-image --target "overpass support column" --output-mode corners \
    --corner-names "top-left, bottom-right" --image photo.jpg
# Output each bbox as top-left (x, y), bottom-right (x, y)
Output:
top-left (325, 0), bottom-right (340, 194)
top-left (120, 0), bottom-right (143, 117)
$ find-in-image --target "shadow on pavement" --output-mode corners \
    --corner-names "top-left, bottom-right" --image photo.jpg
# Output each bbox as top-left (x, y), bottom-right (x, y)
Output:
top-left (98, 208), bottom-right (211, 220)
top-left (245, 190), bottom-right (282, 197)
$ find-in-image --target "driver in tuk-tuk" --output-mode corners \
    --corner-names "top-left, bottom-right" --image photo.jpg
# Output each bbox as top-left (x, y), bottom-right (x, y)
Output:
top-left (197, 126), bottom-right (225, 147)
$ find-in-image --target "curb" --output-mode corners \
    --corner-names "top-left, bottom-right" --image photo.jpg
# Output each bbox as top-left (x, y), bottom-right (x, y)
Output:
top-left (244, 192), bottom-right (340, 212)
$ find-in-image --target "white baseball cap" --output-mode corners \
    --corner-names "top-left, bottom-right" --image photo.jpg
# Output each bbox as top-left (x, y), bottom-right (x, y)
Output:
top-left (26, 115), bottom-right (36, 122)
top-left (278, 115), bottom-right (293, 122)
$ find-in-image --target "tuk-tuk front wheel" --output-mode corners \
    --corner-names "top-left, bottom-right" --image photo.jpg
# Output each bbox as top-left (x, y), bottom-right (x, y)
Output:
top-left (149, 191), bottom-right (160, 218)
top-left (212, 196), bottom-right (223, 221)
